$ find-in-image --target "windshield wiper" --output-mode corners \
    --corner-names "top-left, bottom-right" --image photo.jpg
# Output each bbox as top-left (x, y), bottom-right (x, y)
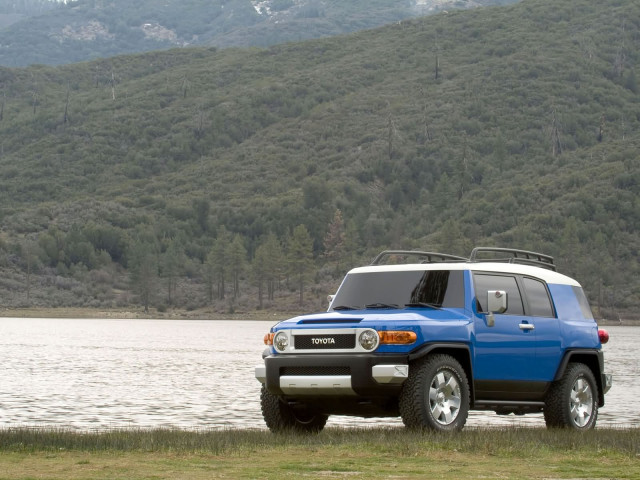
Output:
top-left (332, 305), bottom-right (360, 311)
top-left (405, 302), bottom-right (442, 309)
top-left (365, 303), bottom-right (399, 309)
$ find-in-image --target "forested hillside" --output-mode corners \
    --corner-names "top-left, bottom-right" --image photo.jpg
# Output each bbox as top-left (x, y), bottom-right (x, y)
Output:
top-left (0, 0), bottom-right (519, 67)
top-left (0, 0), bottom-right (638, 318)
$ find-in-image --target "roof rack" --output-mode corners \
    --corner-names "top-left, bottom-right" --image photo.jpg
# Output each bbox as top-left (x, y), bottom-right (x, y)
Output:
top-left (469, 247), bottom-right (556, 271)
top-left (371, 250), bottom-right (467, 266)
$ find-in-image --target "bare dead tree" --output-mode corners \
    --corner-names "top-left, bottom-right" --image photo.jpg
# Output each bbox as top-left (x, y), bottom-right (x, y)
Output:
top-left (434, 30), bottom-right (440, 80)
top-left (386, 103), bottom-right (400, 160)
top-left (0, 92), bottom-right (4, 122)
top-left (63, 84), bottom-right (70, 125)
top-left (598, 114), bottom-right (605, 142)
top-left (195, 106), bottom-right (205, 138)
top-left (182, 75), bottom-right (189, 99)
top-left (613, 18), bottom-right (626, 78)
top-left (111, 69), bottom-right (116, 100)
top-left (550, 107), bottom-right (563, 157)
top-left (418, 86), bottom-right (433, 143)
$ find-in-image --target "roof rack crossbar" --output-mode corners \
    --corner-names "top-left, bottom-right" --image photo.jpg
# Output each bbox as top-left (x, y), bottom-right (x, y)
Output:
top-left (371, 250), bottom-right (467, 266)
top-left (469, 247), bottom-right (556, 271)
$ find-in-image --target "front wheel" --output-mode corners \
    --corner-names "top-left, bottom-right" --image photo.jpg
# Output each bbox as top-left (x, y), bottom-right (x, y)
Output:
top-left (544, 363), bottom-right (599, 429)
top-left (399, 354), bottom-right (470, 431)
top-left (260, 385), bottom-right (328, 433)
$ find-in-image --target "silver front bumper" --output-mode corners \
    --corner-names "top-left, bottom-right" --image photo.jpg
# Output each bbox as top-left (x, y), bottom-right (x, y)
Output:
top-left (255, 364), bottom-right (408, 395)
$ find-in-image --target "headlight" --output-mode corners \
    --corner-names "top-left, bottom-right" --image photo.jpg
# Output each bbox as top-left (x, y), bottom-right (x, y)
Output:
top-left (358, 329), bottom-right (379, 351)
top-left (274, 331), bottom-right (289, 352)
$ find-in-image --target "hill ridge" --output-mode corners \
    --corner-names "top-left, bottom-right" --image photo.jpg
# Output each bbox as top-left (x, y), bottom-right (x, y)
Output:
top-left (0, 0), bottom-right (638, 316)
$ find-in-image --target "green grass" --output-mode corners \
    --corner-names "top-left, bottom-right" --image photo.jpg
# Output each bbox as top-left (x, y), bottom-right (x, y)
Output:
top-left (0, 427), bottom-right (638, 479)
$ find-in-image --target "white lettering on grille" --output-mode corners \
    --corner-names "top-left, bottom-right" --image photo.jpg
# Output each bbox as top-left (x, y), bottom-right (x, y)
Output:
top-left (311, 338), bottom-right (336, 345)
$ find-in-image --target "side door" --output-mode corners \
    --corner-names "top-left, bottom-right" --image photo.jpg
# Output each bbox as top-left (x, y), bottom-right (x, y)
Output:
top-left (519, 276), bottom-right (561, 382)
top-left (472, 273), bottom-right (535, 384)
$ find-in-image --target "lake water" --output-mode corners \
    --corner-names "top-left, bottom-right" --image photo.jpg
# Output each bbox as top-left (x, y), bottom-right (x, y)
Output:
top-left (0, 318), bottom-right (637, 430)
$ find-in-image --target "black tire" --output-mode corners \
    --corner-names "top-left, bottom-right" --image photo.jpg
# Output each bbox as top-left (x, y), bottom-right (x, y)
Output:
top-left (544, 362), bottom-right (599, 429)
top-left (260, 385), bottom-right (328, 433)
top-left (399, 354), bottom-right (470, 431)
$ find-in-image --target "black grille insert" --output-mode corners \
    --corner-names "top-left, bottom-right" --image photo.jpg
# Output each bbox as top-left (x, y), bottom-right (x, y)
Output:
top-left (281, 366), bottom-right (350, 376)
top-left (294, 334), bottom-right (356, 350)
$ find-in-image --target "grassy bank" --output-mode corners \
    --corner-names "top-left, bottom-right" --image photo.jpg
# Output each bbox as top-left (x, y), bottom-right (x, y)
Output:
top-left (0, 427), bottom-right (638, 479)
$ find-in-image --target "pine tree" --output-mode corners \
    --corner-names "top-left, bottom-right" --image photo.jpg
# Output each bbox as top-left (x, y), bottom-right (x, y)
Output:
top-left (253, 242), bottom-right (269, 309)
top-left (208, 227), bottom-right (231, 300)
top-left (288, 225), bottom-right (314, 306)
top-left (161, 239), bottom-right (185, 305)
top-left (323, 209), bottom-right (346, 272)
top-left (229, 234), bottom-right (247, 300)
top-left (129, 241), bottom-right (159, 313)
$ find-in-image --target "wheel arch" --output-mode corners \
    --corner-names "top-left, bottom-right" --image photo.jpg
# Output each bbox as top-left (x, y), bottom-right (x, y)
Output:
top-left (554, 349), bottom-right (605, 407)
top-left (408, 343), bottom-right (475, 405)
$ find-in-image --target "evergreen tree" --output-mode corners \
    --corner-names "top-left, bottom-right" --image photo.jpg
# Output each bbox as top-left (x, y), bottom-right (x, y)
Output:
top-left (129, 240), bottom-right (159, 313)
top-left (161, 239), bottom-right (185, 305)
top-left (208, 227), bottom-right (231, 300)
top-left (287, 225), bottom-right (314, 306)
top-left (229, 234), bottom-right (247, 300)
top-left (253, 241), bottom-right (269, 309)
top-left (323, 209), bottom-right (345, 272)
top-left (263, 232), bottom-right (284, 301)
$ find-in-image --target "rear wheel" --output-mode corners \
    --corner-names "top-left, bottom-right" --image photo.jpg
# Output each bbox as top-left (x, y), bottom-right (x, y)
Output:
top-left (260, 385), bottom-right (328, 433)
top-left (399, 354), bottom-right (470, 431)
top-left (544, 363), bottom-right (598, 429)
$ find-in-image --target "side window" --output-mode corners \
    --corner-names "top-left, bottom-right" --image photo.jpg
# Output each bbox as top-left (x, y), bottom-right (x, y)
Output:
top-left (409, 270), bottom-right (465, 308)
top-left (523, 277), bottom-right (555, 317)
top-left (473, 274), bottom-right (524, 315)
top-left (572, 286), bottom-right (594, 320)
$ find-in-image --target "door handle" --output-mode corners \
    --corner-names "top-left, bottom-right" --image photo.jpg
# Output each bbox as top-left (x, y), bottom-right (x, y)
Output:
top-left (519, 323), bottom-right (535, 331)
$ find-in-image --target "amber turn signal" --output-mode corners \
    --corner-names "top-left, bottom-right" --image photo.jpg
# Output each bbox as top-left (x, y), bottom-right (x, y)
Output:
top-left (264, 333), bottom-right (275, 346)
top-left (378, 331), bottom-right (417, 345)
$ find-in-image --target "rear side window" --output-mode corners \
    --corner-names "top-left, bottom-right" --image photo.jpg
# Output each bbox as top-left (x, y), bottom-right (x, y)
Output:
top-left (474, 274), bottom-right (524, 315)
top-left (572, 286), bottom-right (594, 320)
top-left (523, 277), bottom-right (555, 317)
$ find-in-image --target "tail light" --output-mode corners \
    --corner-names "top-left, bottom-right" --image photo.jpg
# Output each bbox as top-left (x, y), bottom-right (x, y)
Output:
top-left (598, 328), bottom-right (609, 344)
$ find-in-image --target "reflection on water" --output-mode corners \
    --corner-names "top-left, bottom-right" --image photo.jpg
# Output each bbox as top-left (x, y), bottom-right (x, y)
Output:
top-left (0, 319), bottom-right (636, 430)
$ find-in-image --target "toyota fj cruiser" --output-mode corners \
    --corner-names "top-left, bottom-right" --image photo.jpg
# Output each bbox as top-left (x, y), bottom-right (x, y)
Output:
top-left (256, 247), bottom-right (612, 432)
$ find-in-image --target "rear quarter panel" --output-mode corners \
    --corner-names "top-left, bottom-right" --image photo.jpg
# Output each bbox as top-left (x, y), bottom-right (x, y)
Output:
top-left (548, 283), bottom-right (600, 349)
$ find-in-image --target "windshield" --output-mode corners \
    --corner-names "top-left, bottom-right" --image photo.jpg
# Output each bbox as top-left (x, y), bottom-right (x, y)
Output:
top-left (331, 270), bottom-right (465, 310)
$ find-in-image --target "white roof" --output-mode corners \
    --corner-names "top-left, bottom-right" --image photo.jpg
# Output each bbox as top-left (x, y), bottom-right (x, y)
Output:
top-left (347, 262), bottom-right (581, 287)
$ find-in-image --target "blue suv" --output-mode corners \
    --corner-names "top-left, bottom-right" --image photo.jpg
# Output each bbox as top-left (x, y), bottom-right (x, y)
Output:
top-left (256, 247), bottom-right (612, 432)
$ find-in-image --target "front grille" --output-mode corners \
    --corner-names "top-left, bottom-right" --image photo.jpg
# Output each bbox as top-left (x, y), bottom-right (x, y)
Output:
top-left (294, 334), bottom-right (356, 350)
top-left (281, 366), bottom-right (350, 376)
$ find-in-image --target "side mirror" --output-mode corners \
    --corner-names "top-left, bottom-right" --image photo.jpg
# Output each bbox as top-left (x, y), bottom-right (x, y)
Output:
top-left (327, 294), bottom-right (335, 311)
top-left (487, 290), bottom-right (508, 314)
top-left (486, 290), bottom-right (507, 327)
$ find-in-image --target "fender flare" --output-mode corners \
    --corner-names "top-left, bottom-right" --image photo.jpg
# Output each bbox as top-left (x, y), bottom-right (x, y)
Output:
top-left (407, 342), bottom-right (475, 402)
top-left (553, 349), bottom-right (606, 406)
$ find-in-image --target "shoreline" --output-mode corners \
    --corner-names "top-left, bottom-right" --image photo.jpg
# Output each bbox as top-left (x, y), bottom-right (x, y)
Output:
top-left (0, 307), bottom-right (290, 321)
top-left (1, 307), bottom-right (638, 325)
